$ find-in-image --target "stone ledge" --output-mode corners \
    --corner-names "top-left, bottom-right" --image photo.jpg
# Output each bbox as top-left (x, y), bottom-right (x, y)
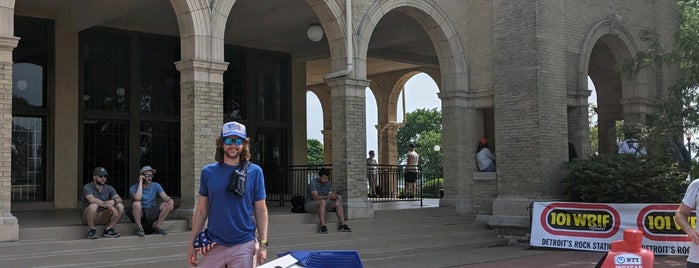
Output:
top-left (473, 172), bottom-right (496, 181)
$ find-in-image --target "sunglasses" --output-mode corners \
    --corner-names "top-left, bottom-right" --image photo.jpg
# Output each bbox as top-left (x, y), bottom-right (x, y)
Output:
top-left (223, 137), bottom-right (244, 146)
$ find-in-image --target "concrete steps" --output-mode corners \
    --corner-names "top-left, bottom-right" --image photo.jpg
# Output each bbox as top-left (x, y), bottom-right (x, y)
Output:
top-left (2, 206), bottom-right (508, 268)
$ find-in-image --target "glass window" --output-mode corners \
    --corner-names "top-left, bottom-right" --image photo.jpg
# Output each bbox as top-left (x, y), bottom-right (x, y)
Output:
top-left (223, 48), bottom-right (246, 122)
top-left (12, 16), bottom-right (52, 201)
top-left (253, 53), bottom-right (288, 121)
top-left (81, 28), bottom-right (180, 198)
top-left (11, 117), bottom-right (45, 201)
top-left (139, 121), bottom-right (180, 196)
top-left (13, 63), bottom-right (43, 108)
top-left (80, 30), bottom-right (130, 112)
top-left (83, 119), bottom-right (129, 196)
top-left (140, 35), bottom-right (180, 115)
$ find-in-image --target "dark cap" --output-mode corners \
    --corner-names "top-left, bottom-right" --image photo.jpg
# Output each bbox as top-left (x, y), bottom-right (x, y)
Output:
top-left (93, 167), bottom-right (109, 177)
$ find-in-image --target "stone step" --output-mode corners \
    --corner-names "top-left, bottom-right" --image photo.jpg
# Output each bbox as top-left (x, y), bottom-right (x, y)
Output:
top-left (2, 206), bottom-right (508, 267)
top-left (18, 219), bottom-right (188, 242)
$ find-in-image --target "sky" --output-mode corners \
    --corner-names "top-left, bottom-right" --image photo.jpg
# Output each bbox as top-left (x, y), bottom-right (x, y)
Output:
top-left (306, 74), bottom-right (598, 153)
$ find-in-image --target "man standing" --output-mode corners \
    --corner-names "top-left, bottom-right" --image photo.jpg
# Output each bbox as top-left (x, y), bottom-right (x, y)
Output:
top-left (366, 150), bottom-right (378, 197)
top-left (305, 168), bottom-right (352, 234)
top-left (127, 165), bottom-right (174, 236)
top-left (81, 167), bottom-right (124, 239)
top-left (187, 121), bottom-right (269, 267)
top-left (676, 178), bottom-right (699, 267)
top-left (404, 143), bottom-right (419, 198)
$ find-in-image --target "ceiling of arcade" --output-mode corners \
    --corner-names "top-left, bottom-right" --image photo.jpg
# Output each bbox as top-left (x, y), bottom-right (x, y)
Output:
top-left (16, 0), bottom-right (439, 86)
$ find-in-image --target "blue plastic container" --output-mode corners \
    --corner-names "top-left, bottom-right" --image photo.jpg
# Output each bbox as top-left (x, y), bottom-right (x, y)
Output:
top-left (277, 250), bottom-right (363, 268)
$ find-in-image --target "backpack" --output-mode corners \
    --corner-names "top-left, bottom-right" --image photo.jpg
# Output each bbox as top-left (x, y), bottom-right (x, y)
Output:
top-left (290, 195), bottom-right (306, 213)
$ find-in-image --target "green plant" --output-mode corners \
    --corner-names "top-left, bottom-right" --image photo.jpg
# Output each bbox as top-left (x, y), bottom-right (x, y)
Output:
top-left (421, 178), bottom-right (444, 198)
top-left (562, 154), bottom-right (688, 203)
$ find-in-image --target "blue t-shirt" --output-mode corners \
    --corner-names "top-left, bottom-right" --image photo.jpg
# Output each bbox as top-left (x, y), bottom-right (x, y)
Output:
top-left (129, 182), bottom-right (164, 208)
top-left (199, 161), bottom-right (266, 247)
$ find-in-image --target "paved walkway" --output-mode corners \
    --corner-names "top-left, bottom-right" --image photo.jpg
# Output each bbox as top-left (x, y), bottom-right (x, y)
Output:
top-left (452, 247), bottom-right (686, 268)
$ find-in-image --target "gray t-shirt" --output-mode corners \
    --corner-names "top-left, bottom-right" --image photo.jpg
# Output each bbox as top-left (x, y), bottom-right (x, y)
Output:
top-left (306, 178), bottom-right (331, 202)
top-left (82, 182), bottom-right (118, 207)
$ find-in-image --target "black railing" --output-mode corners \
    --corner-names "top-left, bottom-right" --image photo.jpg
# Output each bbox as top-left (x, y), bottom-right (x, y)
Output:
top-left (264, 164), bottom-right (443, 207)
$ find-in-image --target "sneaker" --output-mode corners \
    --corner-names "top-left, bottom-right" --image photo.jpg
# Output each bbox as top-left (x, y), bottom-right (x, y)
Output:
top-left (338, 224), bottom-right (352, 232)
top-left (103, 227), bottom-right (120, 238)
top-left (318, 225), bottom-right (328, 234)
top-left (87, 229), bottom-right (98, 239)
top-left (135, 227), bottom-right (145, 237)
top-left (152, 226), bottom-right (167, 235)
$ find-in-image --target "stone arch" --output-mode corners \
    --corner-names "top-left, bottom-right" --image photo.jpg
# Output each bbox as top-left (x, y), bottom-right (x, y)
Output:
top-left (578, 14), bottom-right (638, 93)
top-left (305, 0), bottom-right (350, 72)
top-left (169, 0), bottom-right (236, 61)
top-left (579, 14), bottom-right (642, 154)
top-left (357, 0), bottom-right (467, 93)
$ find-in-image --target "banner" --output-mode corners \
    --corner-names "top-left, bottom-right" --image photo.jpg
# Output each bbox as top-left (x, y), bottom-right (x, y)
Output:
top-left (530, 202), bottom-right (695, 255)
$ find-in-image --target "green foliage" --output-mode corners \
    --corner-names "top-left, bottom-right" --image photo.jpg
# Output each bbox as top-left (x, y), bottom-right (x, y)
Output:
top-left (396, 108), bottom-right (443, 177)
top-left (421, 178), bottom-right (444, 198)
top-left (307, 139), bottom-right (324, 165)
top-left (562, 154), bottom-right (688, 203)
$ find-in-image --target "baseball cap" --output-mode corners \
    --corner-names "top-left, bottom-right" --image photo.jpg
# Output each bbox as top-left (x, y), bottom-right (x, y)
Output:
top-left (93, 167), bottom-right (109, 177)
top-left (479, 138), bottom-right (488, 145)
top-left (140, 166), bottom-right (157, 175)
top-left (221, 121), bottom-right (246, 138)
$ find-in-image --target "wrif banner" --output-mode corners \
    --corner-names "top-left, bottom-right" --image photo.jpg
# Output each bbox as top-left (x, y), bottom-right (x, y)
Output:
top-left (530, 202), bottom-right (694, 255)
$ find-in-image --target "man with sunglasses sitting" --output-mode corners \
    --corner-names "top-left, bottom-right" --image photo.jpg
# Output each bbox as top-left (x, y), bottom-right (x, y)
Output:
top-left (127, 165), bottom-right (175, 236)
top-left (81, 167), bottom-right (124, 239)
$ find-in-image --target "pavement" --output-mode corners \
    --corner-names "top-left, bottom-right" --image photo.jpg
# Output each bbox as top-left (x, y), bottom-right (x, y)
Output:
top-left (452, 246), bottom-right (686, 268)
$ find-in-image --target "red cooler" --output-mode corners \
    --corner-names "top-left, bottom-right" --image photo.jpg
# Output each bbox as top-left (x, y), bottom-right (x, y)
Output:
top-left (597, 229), bottom-right (654, 268)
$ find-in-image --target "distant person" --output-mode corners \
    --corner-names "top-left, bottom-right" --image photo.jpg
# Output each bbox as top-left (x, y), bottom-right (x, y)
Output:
top-left (617, 124), bottom-right (646, 156)
top-left (367, 150), bottom-right (378, 197)
top-left (127, 165), bottom-right (174, 237)
top-left (675, 178), bottom-right (699, 267)
top-left (187, 121), bottom-right (269, 267)
top-left (305, 168), bottom-right (351, 234)
top-left (476, 138), bottom-right (496, 172)
top-left (404, 143), bottom-right (419, 198)
top-left (568, 142), bottom-right (578, 162)
top-left (81, 167), bottom-right (124, 239)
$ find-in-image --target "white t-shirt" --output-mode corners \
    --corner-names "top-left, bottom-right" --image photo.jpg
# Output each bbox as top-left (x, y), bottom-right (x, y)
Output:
top-left (681, 179), bottom-right (699, 263)
top-left (476, 148), bottom-right (495, 171)
top-left (617, 139), bottom-right (646, 156)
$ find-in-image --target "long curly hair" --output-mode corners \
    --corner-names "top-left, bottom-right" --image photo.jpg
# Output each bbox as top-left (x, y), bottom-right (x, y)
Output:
top-left (214, 136), bottom-right (251, 163)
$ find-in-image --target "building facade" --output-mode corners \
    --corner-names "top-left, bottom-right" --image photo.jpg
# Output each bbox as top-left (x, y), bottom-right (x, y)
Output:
top-left (0, 0), bottom-right (678, 241)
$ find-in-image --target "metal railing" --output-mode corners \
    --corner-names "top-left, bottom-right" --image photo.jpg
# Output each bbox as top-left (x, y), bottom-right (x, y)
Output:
top-left (264, 164), bottom-right (443, 207)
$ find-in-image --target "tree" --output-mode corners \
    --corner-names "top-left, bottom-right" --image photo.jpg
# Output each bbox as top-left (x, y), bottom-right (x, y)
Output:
top-left (307, 139), bottom-right (324, 166)
top-left (396, 108), bottom-right (443, 176)
top-left (618, 0), bottom-right (699, 164)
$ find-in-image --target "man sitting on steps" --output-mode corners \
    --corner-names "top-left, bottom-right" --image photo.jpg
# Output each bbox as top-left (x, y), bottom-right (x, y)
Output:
top-left (304, 168), bottom-right (351, 234)
top-left (127, 165), bottom-right (174, 236)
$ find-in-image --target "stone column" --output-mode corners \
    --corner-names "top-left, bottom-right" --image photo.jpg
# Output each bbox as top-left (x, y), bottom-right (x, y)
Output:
top-left (0, 35), bottom-right (20, 242)
top-left (53, 26), bottom-right (80, 208)
top-left (439, 91), bottom-right (479, 214)
top-left (489, 0), bottom-right (568, 228)
top-left (376, 122), bottom-right (400, 165)
top-left (290, 59), bottom-right (307, 165)
top-left (173, 59), bottom-right (228, 221)
top-left (568, 89), bottom-right (591, 158)
top-left (325, 77), bottom-right (374, 219)
top-left (321, 129), bottom-right (332, 164)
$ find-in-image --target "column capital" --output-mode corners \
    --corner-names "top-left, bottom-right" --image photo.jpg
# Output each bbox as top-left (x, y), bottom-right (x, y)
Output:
top-left (0, 36), bottom-right (19, 50)
top-left (175, 58), bottom-right (229, 83)
top-left (325, 77), bottom-right (371, 91)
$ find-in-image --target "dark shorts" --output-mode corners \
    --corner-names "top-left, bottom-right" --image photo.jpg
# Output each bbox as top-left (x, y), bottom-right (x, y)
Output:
top-left (127, 206), bottom-right (159, 223)
top-left (404, 172), bottom-right (418, 183)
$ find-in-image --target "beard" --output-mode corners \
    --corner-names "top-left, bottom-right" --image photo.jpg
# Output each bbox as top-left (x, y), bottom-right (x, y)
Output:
top-left (224, 147), bottom-right (241, 160)
top-left (95, 180), bottom-right (106, 186)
